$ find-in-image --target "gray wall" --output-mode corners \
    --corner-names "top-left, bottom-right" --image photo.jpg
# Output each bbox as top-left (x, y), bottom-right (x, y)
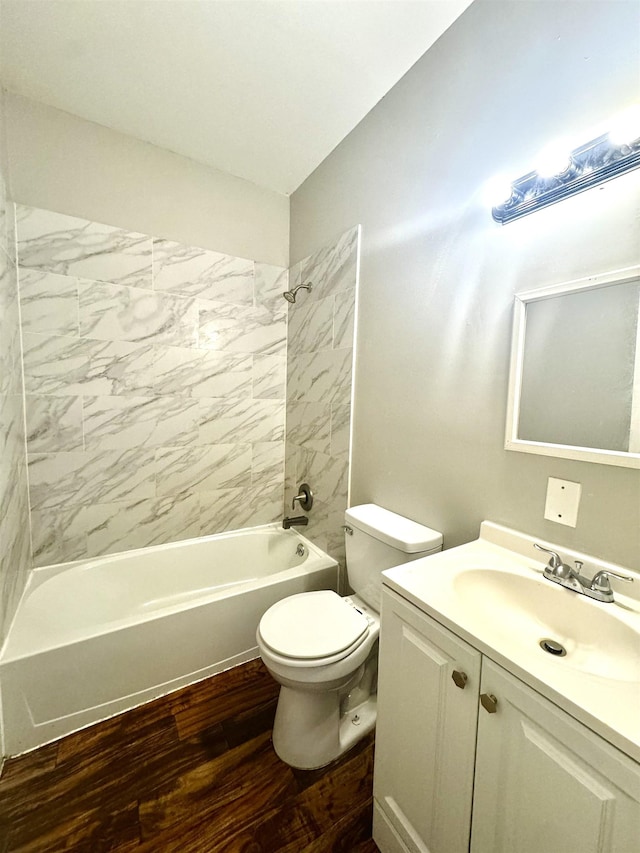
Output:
top-left (4, 93), bottom-right (289, 267)
top-left (290, 0), bottom-right (640, 570)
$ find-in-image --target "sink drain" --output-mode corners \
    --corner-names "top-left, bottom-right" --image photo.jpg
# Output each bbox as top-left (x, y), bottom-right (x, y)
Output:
top-left (539, 638), bottom-right (567, 657)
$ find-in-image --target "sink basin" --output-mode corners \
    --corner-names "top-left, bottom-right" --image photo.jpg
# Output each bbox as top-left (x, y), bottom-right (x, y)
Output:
top-left (453, 568), bottom-right (640, 682)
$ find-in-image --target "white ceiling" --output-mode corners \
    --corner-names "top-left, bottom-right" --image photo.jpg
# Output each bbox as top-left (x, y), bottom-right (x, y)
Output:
top-left (0, 0), bottom-right (473, 195)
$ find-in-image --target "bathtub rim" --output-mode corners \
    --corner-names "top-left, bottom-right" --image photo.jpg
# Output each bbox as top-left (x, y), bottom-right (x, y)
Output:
top-left (1, 522), bottom-right (336, 663)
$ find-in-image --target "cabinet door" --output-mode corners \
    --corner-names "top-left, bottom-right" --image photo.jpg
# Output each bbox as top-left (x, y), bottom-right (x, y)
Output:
top-left (471, 659), bottom-right (640, 853)
top-left (373, 588), bottom-right (481, 853)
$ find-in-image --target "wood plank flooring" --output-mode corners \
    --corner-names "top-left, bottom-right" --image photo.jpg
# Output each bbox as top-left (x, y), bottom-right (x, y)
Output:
top-left (0, 659), bottom-right (380, 852)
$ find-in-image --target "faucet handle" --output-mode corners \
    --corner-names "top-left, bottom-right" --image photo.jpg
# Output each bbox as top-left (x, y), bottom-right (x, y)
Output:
top-left (292, 483), bottom-right (313, 512)
top-left (534, 543), bottom-right (562, 568)
top-left (590, 569), bottom-right (634, 594)
top-left (534, 543), bottom-right (573, 578)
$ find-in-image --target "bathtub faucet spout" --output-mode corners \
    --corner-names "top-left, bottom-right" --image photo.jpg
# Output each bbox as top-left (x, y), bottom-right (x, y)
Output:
top-left (282, 516), bottom-right (309, 529)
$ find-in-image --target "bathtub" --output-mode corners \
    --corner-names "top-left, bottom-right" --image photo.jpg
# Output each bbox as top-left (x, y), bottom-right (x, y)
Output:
top-left (0, 523), bottom-right (338, 756)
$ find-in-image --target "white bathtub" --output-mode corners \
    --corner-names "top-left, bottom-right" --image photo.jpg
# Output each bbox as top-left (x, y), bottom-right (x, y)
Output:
top-left (0, 523), bottom-right (338, 756)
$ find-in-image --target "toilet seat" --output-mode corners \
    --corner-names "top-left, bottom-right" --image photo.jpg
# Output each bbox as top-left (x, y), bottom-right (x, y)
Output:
top-left (258, 590), bottom-right (369, 663)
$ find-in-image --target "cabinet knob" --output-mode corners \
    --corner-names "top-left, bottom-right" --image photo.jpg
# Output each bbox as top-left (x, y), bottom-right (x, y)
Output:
top-left (451, 670), bottom-right (468, 689)
top-left (480, 693), bottom-right (498, 714)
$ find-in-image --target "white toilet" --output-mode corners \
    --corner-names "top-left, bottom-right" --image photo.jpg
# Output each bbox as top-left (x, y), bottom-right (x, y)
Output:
top-left (257, 503), bottom-right (443, 769)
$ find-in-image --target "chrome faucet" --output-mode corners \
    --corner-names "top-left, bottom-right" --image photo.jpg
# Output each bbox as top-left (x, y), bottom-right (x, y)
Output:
top-left (534, 544), bottom-right (576, 582)
top-left (534, 543), bottom-right (634, 603)
top-left (282, 516), bottom-right (309, 529)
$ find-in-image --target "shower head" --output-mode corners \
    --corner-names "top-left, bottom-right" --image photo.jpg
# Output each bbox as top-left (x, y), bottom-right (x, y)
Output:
top-left (282, 282), bottom-right (312, 303)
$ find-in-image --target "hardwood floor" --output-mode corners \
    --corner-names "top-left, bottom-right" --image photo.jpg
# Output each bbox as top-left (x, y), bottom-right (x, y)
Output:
top-left (0, 659), bottom-right (380, 852)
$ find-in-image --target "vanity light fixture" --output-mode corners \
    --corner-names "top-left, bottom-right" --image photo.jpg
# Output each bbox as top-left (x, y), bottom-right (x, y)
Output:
top-left (491, 106), bottom-right (640, 224)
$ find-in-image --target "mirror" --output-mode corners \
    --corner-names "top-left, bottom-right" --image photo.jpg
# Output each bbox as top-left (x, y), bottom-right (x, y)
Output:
top-left (505, 266), bottom-right (640, 469)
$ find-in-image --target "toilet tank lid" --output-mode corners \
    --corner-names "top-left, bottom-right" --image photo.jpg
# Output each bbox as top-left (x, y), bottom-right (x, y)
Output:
top-left (345, 504), bottom-right (443, 553)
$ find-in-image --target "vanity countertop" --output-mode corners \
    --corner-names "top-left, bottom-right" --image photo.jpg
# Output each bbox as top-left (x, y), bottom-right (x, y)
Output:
top-left (382, 521), bottom-right (640, 764)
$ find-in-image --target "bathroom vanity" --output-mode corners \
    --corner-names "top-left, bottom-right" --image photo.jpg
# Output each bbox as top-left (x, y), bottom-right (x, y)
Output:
top-left (372, 522), bottom-right (640, 853)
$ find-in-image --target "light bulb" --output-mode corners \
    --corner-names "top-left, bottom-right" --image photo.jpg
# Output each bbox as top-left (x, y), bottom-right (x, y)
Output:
top-left (608, 105), bottom-right (640, 147)
top-left (484, 175), bottom-right (514, 208)
top-left (535, 141), bottom-right (572, 178)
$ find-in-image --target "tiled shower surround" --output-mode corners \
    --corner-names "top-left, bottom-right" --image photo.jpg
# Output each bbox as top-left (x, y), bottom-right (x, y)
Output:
top-left (15, 205), bottom-right (358, 570)
top-left (0, 110), bottom-right (31, 644)
top-left (17, 205), bottom-right (289, 566)
top-left (285, 226), bottom-right (358, 575)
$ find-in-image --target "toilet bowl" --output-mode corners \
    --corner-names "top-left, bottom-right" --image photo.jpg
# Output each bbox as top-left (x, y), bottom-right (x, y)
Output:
top-left (257, 504), bottom-right (443, 770)
top-left (258, 590), bottom-right (380, 769)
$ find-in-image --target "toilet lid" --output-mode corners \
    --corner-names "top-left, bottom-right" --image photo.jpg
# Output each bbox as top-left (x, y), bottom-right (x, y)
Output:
top-left (259, 590), bottom-right (369, 660)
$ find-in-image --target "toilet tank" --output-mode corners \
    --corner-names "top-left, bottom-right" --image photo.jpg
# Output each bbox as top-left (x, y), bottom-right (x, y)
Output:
top-left (345, 504), bottom-right (443, 611)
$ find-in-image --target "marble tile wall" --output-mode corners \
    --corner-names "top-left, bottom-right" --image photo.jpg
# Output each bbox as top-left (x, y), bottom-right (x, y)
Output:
top-left (16, 205), bottom-right (288, 566)
top-left (0, 100), bottom-right (31, 644)
top-left (285, 226), bottom-right (359, 578)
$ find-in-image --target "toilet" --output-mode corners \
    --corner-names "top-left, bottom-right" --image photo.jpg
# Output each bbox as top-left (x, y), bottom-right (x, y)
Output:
top-left (257, 503), bottom-right (443, 769)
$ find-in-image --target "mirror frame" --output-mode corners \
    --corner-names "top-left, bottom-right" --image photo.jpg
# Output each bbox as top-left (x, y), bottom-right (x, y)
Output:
top-left (505, 264), bottom-right (640, 469)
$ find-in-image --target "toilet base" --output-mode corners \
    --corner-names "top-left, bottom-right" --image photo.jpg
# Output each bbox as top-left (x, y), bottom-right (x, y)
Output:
top-left (272, 686), bottom-right (377, 770)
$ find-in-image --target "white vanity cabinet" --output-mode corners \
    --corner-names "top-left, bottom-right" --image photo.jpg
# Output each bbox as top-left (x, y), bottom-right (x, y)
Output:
top-left (373, 587), bottom-right (640, 853)
top-left (471, 658), bottom-right (640, 853)
top-left (373, 586), bottom-right (481, 853)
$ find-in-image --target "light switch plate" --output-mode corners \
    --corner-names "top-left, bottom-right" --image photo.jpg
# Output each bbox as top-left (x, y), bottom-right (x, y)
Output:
top-left (544, 477), bottom-right (581, 527)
